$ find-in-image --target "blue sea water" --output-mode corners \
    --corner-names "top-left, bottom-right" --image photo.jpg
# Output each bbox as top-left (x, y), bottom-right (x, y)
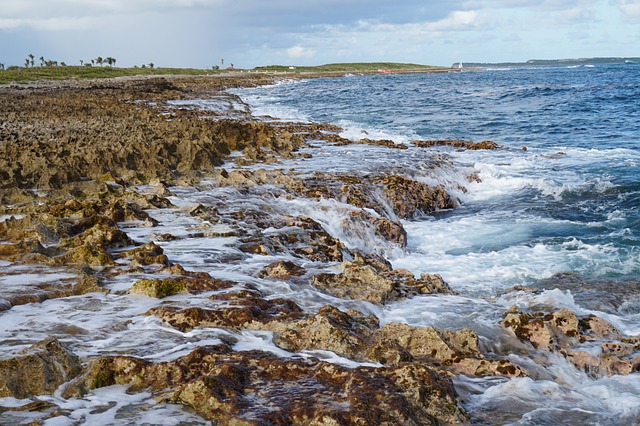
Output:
top-left (238, 65), bottom-right (640, 285)
top-left (234, 64), bottom-right (640, 424)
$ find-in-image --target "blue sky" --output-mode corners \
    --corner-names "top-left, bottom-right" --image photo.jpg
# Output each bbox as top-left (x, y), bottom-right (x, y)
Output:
top-left (0, 0), bottom-right (638, 68)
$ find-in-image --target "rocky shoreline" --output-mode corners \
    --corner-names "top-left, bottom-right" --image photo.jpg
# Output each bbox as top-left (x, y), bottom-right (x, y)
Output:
top-left (1, 75), bottom-right (639, 424)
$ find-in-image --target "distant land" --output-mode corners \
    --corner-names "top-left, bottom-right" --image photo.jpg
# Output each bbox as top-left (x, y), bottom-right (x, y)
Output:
top-left (0, 62), bottom-right (449, 84)
top-left (453, 57), bottom-right (640, 68)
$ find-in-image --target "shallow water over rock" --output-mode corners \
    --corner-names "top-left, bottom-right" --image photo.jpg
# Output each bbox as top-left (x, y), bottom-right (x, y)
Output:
top-left (2, 70), bottom-right (640, 424)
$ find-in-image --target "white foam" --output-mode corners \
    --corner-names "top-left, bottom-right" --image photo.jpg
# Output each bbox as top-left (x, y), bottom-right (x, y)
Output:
top-left (391, 207), bottom-right (640, 296)
top-left (300, 349), bottom-right (382, 368)
top-left (461, 370), bottom-right (640, 424)
top-left (337, 120), bottom-right (417, 145)
top-left (381, 294), bottom-right (499, 332)
top-left (39, 385), bottom-right (209, 425)
top-left (0, 214), bottom-right (25, 222)
top-left (231, 329), bottom-right (384, 369)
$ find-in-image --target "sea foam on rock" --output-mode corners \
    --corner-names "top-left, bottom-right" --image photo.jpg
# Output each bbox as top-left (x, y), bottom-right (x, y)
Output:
top-left (0, 75), bottom-right (495, 424)
top-left (61, 343), bottom-right (469, 425)
top-left (502, 306), bottom-right (640, 377)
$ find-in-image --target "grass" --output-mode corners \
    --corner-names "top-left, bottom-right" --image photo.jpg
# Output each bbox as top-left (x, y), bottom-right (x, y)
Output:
top-left (0, 65), bottom-right (217, 84)
top-left (0, 62), bottom-right (450, 84)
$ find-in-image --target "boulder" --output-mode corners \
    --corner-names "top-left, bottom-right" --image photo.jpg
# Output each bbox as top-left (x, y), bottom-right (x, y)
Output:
top-left (373, 175), bottom-right (458, 219)
top-left (312, 262), bottom-right (396, 304)
top-left (146, 290), bottom-right (303, 331)
top-left (259, 260), bottom-right (306, 279)
top-left (0, 338), bottom-right (81, 398)
top-left (311, 261), bottom-right (455, 305)
top-left (502, 307), bottom-right (640, 378)
top-left (125, 241), bottom-right (170, 267)
top-left (128, 278), bottom-right (189, 298)
top-left (273, 305), bottom-right (374, 359)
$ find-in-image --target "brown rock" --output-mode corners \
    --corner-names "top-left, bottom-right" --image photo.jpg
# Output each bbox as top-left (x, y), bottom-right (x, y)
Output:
top-left (312, 262), bottom-right (396, 304)
top-left (0, 338), bottom-right (82, 398)
top-left (564, 347), bottom-right (640, 377)
top-left (62, 344), bottom-right (469, 424)
top-left (129, 278), bottom-right (189, 298)
top-left (259, 260), bottom-right (306, 279)
top-left (147, 291), bottom-right (303, 331)
top-left (502, 308), bottom-right (579, 352)
top-left (373, 175), bottom-right (458, 219)
top-left (343, 210), bottom-right (407, 247)
top-left (311, 261), bottom-right (455, 305)
top-left (412, 139), bottom-right (501, 150)
top-left (125, 241), bottom-right (170, 266)
top-left (579, 314), bottom-right (623, 340)
top-left (502, 307), bottom-right (640, 378)
top-left (273, 305), bottom-right (373, 359)
top-left (129, 273), bottom-right (233, 299)
top-left (372, 323), bottom-right (480, 363)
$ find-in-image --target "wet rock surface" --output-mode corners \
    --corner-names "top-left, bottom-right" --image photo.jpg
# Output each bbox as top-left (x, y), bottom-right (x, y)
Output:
top-left (412, 139), bottom-right (501, 150)
top-left (61, 343), bottom-right (468, 425)
top-left (311, 260), bottom-right (455, 304)
top-left (0, 337), bottom-right (81, 398)
top-left (4, 74), bottom-right (618, 424)
top-left (502, 306), bottom-right (640, 377)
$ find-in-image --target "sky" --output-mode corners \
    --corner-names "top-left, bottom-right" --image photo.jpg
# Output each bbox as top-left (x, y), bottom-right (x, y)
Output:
top-left (0, 0), bottom-right (638, 69)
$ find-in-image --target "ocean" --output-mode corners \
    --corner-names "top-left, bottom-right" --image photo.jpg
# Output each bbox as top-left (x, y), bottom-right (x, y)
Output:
top-left (232, 64), bottom-right (640, 424)
top-left (1, 64), bottom-right (639, 424)
top-left (236, 65), bottom-right (640, 291)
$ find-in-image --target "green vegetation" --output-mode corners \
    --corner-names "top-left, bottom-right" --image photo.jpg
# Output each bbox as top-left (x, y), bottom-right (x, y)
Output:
top-left (253, 62), bottom-right (444, 73)
top-left (0, 60), bottom-right (450, 85)
top-left (0, 65), bottom-right (217, 84)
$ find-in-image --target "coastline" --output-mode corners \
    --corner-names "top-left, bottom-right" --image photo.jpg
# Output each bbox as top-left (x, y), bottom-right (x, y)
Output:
top-left (0, 73), bottom-right (475, 424)
top-left (1, 73), bottom-right (638, 424)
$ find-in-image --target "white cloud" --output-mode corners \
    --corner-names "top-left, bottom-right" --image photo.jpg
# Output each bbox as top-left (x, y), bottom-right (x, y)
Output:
top-left (616, 0), bottom-right (640, 20)
top-left (425, 10), bottom-right (480, 31)
top-left (286, 45), bottom-right (316, 59)
top-left (0, 1), bottom-right (637, 69)
top-left (362, 10), bottom-right (482, 34)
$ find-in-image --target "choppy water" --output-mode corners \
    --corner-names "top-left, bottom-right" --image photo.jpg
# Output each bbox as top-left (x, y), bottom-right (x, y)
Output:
top-left (1, 64), bottom-right (639, 425)
top-left (237, 65), bottom-right (640, 290)
top-left (233, 64), bottom-right (640, 424)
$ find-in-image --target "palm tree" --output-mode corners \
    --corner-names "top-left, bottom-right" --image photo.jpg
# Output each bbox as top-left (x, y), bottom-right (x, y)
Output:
top-left (148, 62), bottom-right (154, 69)
top-left (112, 58), bottom-right (116, 67)
top-left (24, 59), bottom-right (30, 68)
top-left (0, 63), bottom-right (4, 71)
top-left (80, 60), bottom-right (84, 66)
top-left (39, 56), bottom-right (45, 67)
top-left (28, 54), bottom-right (34, 67)
top-left (96, 56), bottom-right (103, 67)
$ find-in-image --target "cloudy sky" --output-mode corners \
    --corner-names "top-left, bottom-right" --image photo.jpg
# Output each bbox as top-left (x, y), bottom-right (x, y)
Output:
top-left (1, 0), bottom-right (638, 68)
